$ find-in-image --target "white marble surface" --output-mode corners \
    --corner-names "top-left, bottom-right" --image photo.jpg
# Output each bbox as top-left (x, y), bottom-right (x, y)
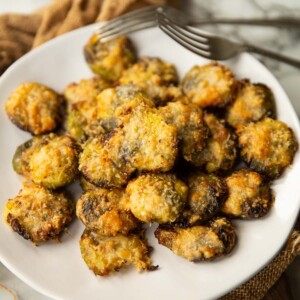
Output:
top-left (0, 0), bottom-right (299, 299)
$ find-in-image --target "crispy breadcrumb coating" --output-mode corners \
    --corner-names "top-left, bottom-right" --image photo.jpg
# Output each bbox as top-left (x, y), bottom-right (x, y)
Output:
top-left (65, 99), bottom-right (105, 142)
top-left (155, 217), bottom-right (237, 261)
top-left (226, 80), bottom-right (275, 128)
top-left (5, 82), bottom-right (63, 135)
top-left (190, 113), bottom-right (237, 173)
top-left (222, 169), bottom-right (274, 218)
top-left (159, 101), bottom-right (209, 162)
top-left (79, 135), bottom-right (135, 188)
top-left (66, 85), bottom-right (155, 141)
top-left (118, 103), bottom-right (178, 172)
top-left (76, 188), bottom-right (139, 236)
top-left (126, 174), bottom-right (188, 223)
top-left (181, 62), bottom-right (236, 108)
top-left (23, 134), bottom-right (80, 189)
top-left (4, 183), bottom-right (74, 244)
top-left (84, 35), bottom-right (136, 81)
top-left (177, 172), bottom-right (227, 226)
top-left (63, 77), bottom-right (111, 109)
top-left (96, 84), bottom-right (155, 131)
top-left (120, 56), bottom-right (181, 105)
top-left (238, 118), bottom-right (298, 178)
top-left (80, 229), bottom-right (157, 276)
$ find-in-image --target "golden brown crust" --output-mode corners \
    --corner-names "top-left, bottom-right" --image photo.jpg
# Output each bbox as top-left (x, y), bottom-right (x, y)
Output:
top-left (177, 172), bottom-right (227, 226)
top-left (226, 80), bottom-right (275, 128)
top-left (23, 134), bottom-right (80, 189)
top-left (181, 62), bottom-right (236, 108)
top-left (159, 101), bottom-right (209, 162)
top-left (118, 103), bottom-right (178, 172)
top-left (222, 169), bottom-right (274, 219)
top-left (65, 99), bottom-right (105, 142)
top-left (80, 229), bottom-right (157, 276)
top-left (66, 85), bottom-right (155, 142)
top-left (84, 35), bottom-right (136, 82)
top-left (190, 113), bottom-right (237, 173)
top-left (63, 77), bottom-right (111, 109)
top-left (96, 84), bottom-right (155, 132)
top-left (120, 56), bottom-right (181, 105)
top-left (126, 173), bottom-right (188, 223)
top-left (155, 217), bottom-right (237, 261)
top-left (79, 135), bottom-right (135, 188)
top-left (5, 82), bottom-right (63, 135)
top-left (4, 183), bottom-right (74, 244)
top-left (238, 118), bottom-right (298, 178)
top-left (76, 188), bottom-right (140, 236)
top-left (79, 99), bottom-right (178, 187)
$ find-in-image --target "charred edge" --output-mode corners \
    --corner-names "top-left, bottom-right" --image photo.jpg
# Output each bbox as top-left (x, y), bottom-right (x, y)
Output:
top-left (81, 197), bottom-right (104, 222)
top-left (171, 217), bottom-right (191, 228)
top-left (154, 226), bottom-right (177, 248)
top-left (211, 218), bottom-right (237, 255)
top-left (83, 46), bottom-right (94, 64)
top-left (7, 213), bottom-right (32, 241)
top-left (248, 158), bottom-right (278, 180)
top-left (9, 116), bottom-right (34, 134)
top-left (148, 265), bottom-right (159, 271)
top-left (242, 201), bottom-right (265, 219)
top-left (80, 173), bottom-right (119, 189)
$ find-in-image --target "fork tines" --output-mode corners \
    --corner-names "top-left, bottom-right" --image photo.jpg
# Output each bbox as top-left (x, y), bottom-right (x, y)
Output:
top-left (157, 12), bottom-right (212, 59)
top-left (96, 5), bottom-right (159, 41)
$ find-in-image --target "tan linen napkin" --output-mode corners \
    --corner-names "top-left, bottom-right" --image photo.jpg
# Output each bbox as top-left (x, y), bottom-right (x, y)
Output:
top-left (0, 1), bottom-right (299, 299)
top-left (221, 230), bottom-right (300, 299)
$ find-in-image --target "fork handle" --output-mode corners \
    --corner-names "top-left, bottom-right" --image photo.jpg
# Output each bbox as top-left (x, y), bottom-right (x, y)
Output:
top-left (190, 18), bottom-right (300, 28)
top-left (241, 43), bottom-right (300, 68)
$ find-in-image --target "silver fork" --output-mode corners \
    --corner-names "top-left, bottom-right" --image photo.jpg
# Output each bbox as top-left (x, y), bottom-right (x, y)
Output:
top-left (95, 5), bottom-right (300, 42)
top-left (157, 12), bottom-right (300, 69)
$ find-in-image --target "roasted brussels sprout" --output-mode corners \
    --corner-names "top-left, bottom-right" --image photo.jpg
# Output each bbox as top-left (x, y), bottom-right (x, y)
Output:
top-left (64, 76), bottom-right (111, 109)
top-left (76, 188), bottom-right (139, 236)
top-left (190, 113), bottom-right (237, 173)
top-left (66, 84), bottom-right (155, 141)
top-left (4, 182), bottom-right (74, 244)
top-left (120, 56), bottom-right (181, 105)
top-left (5, 82), bottom-right (63, 135)
top-left (84, 35), bottom-right (136, 81)
top-left (181, 61), bottom-right (236, 108)
top-left (119, 103), bottom-right (178, 172)
top-left (65, 99), bottom-right (105, 142)
top-left (238, 118), bottom-right (298, 178)
top-left (96, 84), bottom-right (155, 132)
top-left (159, 101), bottom-right (209, 162)
top-left (22, 134), bottom-right (80, 189)
top-left (126, 173), bottom-right (188, 223)
top-left (80, 176), bottom-right (99, 192)
top-left (80, 229), bottom-right (156, 276)
top-left (155, 217), bottom-right (237, 261)
top-left (222, 169), bottom-right (273, 219)
top-left (79, 134), bottom-right (135, 188)
top-left (226, 80), bottom-right (275, 128)
top-left (12, 139), bottom-right (35, 175)
top-left (177, 172), bottom-right (227, 226)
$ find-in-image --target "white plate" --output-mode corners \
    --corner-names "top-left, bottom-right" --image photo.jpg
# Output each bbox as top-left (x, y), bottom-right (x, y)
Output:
top-left (0, 25), bottom-right (300, 300)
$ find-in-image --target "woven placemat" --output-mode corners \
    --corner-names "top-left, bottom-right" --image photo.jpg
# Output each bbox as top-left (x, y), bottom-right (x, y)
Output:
top-left (0, 1), bottom-right (299, 299)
